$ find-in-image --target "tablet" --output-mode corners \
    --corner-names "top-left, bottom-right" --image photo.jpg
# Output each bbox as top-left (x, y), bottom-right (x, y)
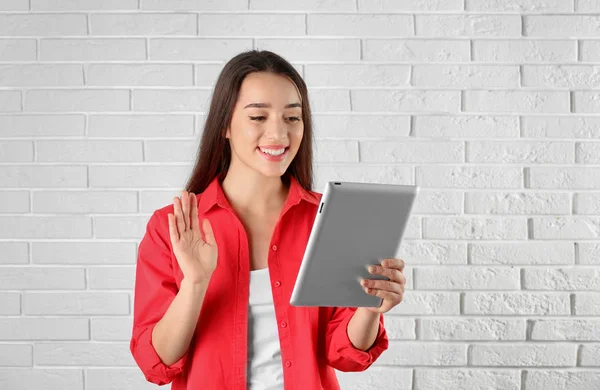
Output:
top-left (290, 181), bottom-right (418, 308)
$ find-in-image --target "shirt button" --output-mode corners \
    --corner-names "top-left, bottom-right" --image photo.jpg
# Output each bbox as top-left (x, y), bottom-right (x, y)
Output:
top-left (285, 361), bottom-right (291, 367)
top-left (280, 321), bottom-right (287, 328)
top-left (272, 245), bottom-right (277, 251)
top-left (274, 281), bottom-right (281, 287)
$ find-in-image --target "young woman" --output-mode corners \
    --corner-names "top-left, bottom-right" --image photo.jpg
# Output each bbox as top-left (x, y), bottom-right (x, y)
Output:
top-left (130, 50), bottom-right (406, 390)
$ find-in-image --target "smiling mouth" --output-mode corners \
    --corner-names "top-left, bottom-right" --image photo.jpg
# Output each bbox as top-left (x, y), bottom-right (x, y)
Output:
top-left (257, 147), bottom-right (289, 155)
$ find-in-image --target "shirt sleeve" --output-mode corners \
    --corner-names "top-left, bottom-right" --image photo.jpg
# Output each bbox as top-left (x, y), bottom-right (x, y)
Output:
top-left (130, 209), bottom-right (189, 386)
top-left (325, 306), bottom-right (389, 372)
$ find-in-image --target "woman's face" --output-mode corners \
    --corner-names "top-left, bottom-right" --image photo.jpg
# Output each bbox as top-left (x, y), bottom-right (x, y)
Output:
top-left (225, 71), bottom-right (304, 179)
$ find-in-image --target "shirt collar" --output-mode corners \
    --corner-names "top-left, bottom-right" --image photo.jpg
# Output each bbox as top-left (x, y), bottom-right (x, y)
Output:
top-left (198, 175), bottom-right (320, 214)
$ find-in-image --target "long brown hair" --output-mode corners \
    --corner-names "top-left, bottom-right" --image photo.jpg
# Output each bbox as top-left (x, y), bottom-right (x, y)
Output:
top-left (184, 50), bottom-right (314, 195)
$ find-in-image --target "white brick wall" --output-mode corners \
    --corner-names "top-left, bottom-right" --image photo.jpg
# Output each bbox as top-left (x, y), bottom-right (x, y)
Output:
top-left (0, 0), bottom-right (599, 389)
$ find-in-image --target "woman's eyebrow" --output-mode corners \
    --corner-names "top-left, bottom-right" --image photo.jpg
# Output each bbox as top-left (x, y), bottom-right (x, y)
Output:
top-left (244, 102), bottom-right (301, 109)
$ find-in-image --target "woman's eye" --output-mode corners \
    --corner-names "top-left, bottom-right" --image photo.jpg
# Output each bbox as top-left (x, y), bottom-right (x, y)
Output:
top-left (249, 116), bottom-right (301, 122)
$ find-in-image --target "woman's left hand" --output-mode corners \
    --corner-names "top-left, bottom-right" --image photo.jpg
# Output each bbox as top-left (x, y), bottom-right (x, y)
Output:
top-left (359, 258), bottom-right (406, 314)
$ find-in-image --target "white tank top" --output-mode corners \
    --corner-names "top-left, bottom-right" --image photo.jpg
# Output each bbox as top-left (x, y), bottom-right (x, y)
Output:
top-left (247, 267), bottom-right (285, 390)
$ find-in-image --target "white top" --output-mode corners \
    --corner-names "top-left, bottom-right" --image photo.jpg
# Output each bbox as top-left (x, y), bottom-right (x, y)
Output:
top-left (247, 267), bottom-right (285, 390)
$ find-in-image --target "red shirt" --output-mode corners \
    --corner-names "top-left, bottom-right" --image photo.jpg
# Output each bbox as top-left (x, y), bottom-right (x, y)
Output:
top-left (130, 175), bottom-right (389, 389)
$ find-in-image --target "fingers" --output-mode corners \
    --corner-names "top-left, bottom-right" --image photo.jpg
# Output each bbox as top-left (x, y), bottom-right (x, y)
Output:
top-left (368, 265), bottom-right (405, 284)
top-left (190, 192), bottom-right (199, 231)
top-left (363, 286), bottom-right (401, 301)
top-left (181, 190), bottom-right (189, 231)
top-left (167, 213), bottom-right (179, 243)
top-left (381, 258), bottom-right (405, 272)
top-left (174, 196), bottom-right (185, 234)
top-left (361, 277), bottom-right (405, 294)
top-left (202, 219), bottom-right (215, 246)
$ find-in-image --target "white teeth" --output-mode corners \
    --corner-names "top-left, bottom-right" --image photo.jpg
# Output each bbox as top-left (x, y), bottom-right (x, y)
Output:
top-left (259, 147), bottom-right (286, 156)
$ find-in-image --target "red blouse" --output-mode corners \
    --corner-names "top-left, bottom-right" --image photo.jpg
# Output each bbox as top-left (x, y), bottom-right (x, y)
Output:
top-left (130, 175), bottom-right (389, 389)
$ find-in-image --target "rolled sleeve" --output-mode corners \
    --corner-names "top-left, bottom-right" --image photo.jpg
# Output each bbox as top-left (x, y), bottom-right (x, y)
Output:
top-left (130, 322), bottom-right (188, 385)
top-left (325, 307), bottom-right (389, 372)
top-left (130, 209), bottom-right (189, 385)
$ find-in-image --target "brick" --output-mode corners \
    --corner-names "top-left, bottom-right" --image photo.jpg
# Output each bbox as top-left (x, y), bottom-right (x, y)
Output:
top-left (464, 292), bottom-right (570, 315)
top-left (525, 15), bottom-right (600, 37)
top-left (24, 89), bottom-right (129, 112)
top-left (0, 115), bottom-right (84, 137)
top-left (33, 190), bottom-right (138, 213)
top-left (531, 319), bottom-right (600, 340)
top-left (414, 369), bottom-right (519, 390)
top-left (308, 14), bottom-right (413, 36)
top-left (574, 293), bottom-right (600, 315)
top-left (0, 318), bottom-right (89, 340)
top-left (0, 39), bottom-right (36, 60)
top-left (524, 371), bottom-right (600, 390)
top-left (0, 369), bottom-right (83, 389)
top-left (377, 343), bottom-right (467, 365)
top-left (143, 0), bottom-right (247, 10)
top-left (198, 14), bottom-right (304, 36)
top-left (415, 267), bottom-right (520, 289)
top-left (473, 39), bottom-right (576, 62)
top-left (305, 64), bottom-right (410, 87)
top-left (414, 115), bottom-right (518, 138)
top-left (416, 15), bottom-right (520, 37)
top-left (87, 64), bottom-right (193, 86)
top-left (252, 0), bottom-right (355, 10)
top-left (581, 344), bottom-right (600, 366)
top-left (466, 192), bottom-right (570, 215)
top-left (463, 91), bottom-right (569, 113)
top-left (391, 292), bottom-right (460, 315)
top-left (360, 140), bottom-right (463, 163)
top-left (88, 114), bottom-right (193, 137)
top-left (523, 267), bottom-right (600, 290)
top-left (0, 292), bottom-right (20, 315)
top-left (90, 13), bottom-right (196, 35)
top-left (466, 0), bottom-right (571, 11)
top-left (0, 344), bottom-right (32, 366)
top-left (31, 0), bottom-right (137, 9)
top-left (421, 318), bottom-right (525, 340)
top-left (468, 141), bottom-right (573, 163)
top-left (35, 342), bottom-right (135, 366)
top-left (359, 0), bottom-right (462, 11)
top-left (522, 116), bottom-right (600, 139)
top-left (471, 344), bottom-right (576, 366)
top-left (352, 90), bottom-right (460, 112)
top-left (470, 242), bottom-right (574, 265)
top-left (23, 292), bottom-right (129, 315)
top-left (0, 267), bottom-right (85, 289)
top-left (531, 216), bottom-right (600, 239)
top-left (0, 140), bottom-right (34, 162)
top-left (0, 14), bottom-right (86, 36)
top-left (413, 65), bottom-right (519, 88)
top-left (364, 39), bottom-right (469, 61)
top-left (32, 242), bottom-right (136, 265)
top-left (0, 242), bottom-right (28, 264)
top-left (91, 317), bottom-right (132, 341)
top-left (257, 38), bottom-right (360, 61)
top-left (40, 39), bottom-right (146, 61)
top-left (88, 266), bottom-right (135, 290)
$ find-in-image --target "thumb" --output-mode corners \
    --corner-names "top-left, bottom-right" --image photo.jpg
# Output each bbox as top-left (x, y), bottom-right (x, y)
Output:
top-left (202, 218), bottom-right (216, 246)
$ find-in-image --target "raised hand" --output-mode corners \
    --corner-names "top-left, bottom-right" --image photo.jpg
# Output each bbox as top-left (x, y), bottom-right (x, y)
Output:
top-left (167, 190), bottom-right (218, 285)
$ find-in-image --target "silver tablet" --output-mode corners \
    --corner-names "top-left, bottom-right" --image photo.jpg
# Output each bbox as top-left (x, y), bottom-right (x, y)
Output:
top-left (290, 181), bottom-right (418, 308)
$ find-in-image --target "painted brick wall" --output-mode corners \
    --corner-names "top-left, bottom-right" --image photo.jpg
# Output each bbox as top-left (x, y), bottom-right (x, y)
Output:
top-left (1, 0), bottom-right (599, 389)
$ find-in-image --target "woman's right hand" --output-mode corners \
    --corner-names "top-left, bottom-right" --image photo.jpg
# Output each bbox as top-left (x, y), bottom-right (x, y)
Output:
top-left (167, 190), bottom-right (218, 285)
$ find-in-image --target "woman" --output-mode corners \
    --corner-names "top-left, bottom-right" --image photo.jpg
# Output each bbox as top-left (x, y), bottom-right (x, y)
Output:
top-left (130, 50), bottom-right (406, 389)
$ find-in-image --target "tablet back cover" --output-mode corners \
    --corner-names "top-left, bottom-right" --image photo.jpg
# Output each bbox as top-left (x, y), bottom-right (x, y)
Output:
top-left (290, 181), bottom-right (417, 307)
